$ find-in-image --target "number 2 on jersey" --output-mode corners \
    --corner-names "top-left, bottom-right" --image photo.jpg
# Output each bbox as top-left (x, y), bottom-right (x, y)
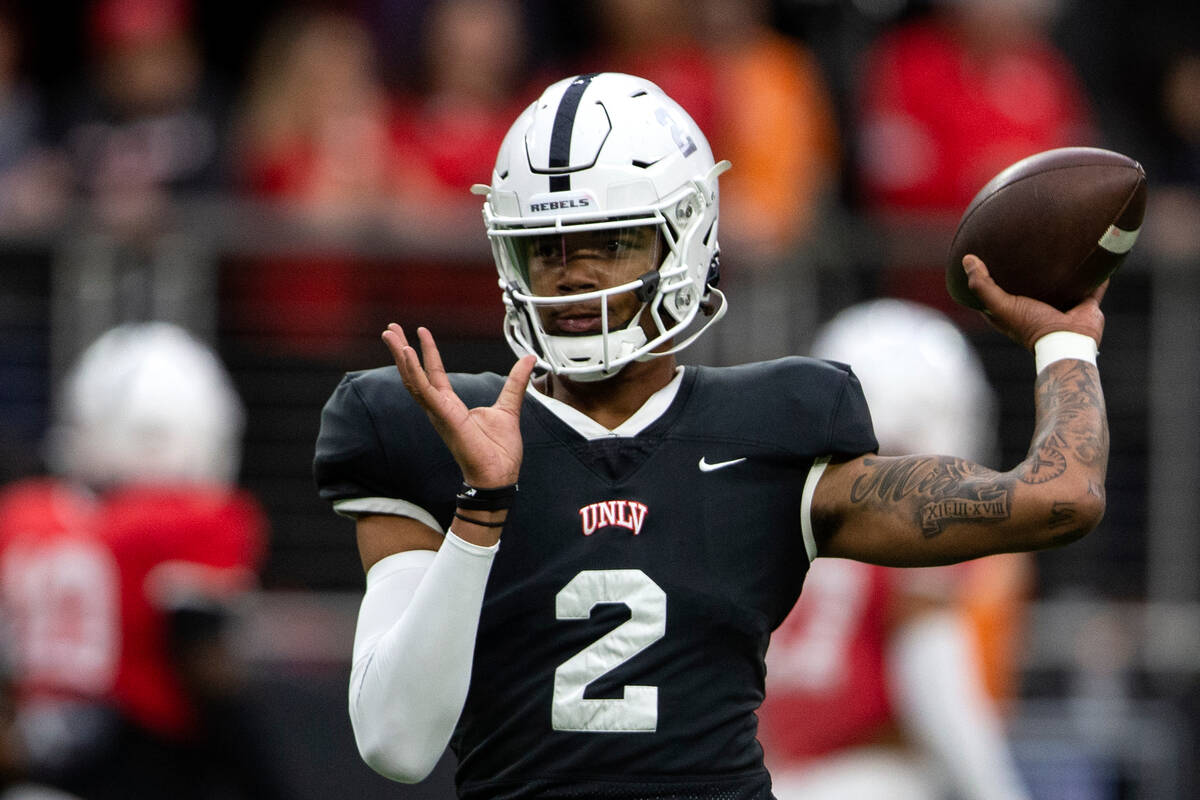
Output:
top-left (552, 569), bottom-right (666, 733)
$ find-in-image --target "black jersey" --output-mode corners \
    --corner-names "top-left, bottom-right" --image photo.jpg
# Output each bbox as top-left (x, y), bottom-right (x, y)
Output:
top-left (315, 358), bottom-right (876, 800)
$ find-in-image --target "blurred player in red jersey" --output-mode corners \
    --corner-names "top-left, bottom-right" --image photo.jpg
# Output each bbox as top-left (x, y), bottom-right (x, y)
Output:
top-left (759, 300), bottom-right (1034, 800)
top-left (0, 322), bottom-right (287, 799)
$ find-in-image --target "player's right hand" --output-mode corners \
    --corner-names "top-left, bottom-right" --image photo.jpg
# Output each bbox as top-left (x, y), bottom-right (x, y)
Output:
top-left (963, 255), bottom-right (1107, 351)
top-left (383, 324), bottom-right (536, 488)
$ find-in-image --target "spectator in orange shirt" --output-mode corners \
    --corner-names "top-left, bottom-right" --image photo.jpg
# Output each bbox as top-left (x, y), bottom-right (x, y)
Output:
top-left (700, 0), bottom-right (841, 260)
top-left (688, 0), bottom-right (844, 364)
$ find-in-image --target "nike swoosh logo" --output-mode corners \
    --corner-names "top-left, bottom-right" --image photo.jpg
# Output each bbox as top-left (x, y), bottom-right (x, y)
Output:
top-left (698, 457), bottom-right (747, 473)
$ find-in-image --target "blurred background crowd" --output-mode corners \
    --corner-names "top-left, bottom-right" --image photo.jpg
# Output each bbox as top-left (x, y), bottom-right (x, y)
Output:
top-left (0, 0), bottom-right (1197, 797)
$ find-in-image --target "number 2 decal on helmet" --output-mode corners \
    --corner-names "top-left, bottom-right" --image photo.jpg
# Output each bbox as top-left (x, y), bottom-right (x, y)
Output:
top-left (655, 107), bottom-right (697, 157)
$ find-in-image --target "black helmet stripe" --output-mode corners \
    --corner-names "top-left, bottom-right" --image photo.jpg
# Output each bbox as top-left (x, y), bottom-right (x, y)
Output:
top-left (548, 73), bottom-right (599, 192)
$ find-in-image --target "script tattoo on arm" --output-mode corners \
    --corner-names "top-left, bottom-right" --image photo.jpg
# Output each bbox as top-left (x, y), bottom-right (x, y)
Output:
top-left (1020, 361), bottom-right (1109, 485)
top-left (849, 456), bottom-right (1013, 537)
top-left (1048, 501), bottom-right (1077, 529)
top-left (1041, 499), bottom-right (1091, 547)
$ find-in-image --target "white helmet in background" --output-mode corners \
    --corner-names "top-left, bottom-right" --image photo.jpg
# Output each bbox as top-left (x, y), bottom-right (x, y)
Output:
top-left (475, 72), bottom-right (730, 381)
top-left (48, 322), bottom-right (246, 488)
top-left (811, 299), bottom-right (998, 463)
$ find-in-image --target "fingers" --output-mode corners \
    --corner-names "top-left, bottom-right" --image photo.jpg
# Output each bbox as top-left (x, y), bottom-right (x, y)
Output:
top-left (962, 256), bottom-right (1108, 350)
top-left (381, 322), bottom-right (410, 366)
top-left (379, 325), bottom-right (530, 485)
top-left (1086, 278), bottom-right (1110, 307)
top-left (415, 327), bottom-right (452, 391)
top-left (382, 324), bottom-right (418, 379)
top-left (383, 325), bottom-right (450, 383)
top-left (495, 355), bottom-right (537, 415)
top-left (963, 255), bottom-right (1008, 313)
top-left (1068, 281), bottom-right (1107, 346)
top-left (383, 324), bottom-right (534, 414)
top-left (383, 323), bottom-right (434, 400)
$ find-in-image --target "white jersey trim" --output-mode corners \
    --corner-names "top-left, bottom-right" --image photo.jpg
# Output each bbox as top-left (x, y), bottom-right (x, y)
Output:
top-left (800, 456), bottom-right (830, 562)
top-left (334, 497), bottom-right (442, 533)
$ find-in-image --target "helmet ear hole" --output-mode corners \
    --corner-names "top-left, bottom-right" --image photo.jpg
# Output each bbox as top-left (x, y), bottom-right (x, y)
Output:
top-left (672, 196), bottom-right (698, 228)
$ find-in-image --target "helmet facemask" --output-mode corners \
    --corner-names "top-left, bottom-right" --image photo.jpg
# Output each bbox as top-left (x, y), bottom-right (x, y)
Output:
top-left (489, 179), bottom-right (724, 381)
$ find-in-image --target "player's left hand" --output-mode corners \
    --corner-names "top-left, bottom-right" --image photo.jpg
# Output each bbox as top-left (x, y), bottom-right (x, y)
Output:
top-left (964, 254), bottom-right (1107, 351)
top-left (383, 324), bottom-right (536, 488)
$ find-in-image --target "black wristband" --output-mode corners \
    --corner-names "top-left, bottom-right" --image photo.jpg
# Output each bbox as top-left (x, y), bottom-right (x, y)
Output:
top-left (456, 482), bottom-right (518, 511)
top-left (453, 512), bottom-right (508, 528)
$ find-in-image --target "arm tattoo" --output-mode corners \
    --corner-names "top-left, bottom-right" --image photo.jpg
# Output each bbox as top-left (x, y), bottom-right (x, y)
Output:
top-left (1048, 501), bottom-right (1076, 529)
top-left (1045, 501), bottom-right (1090, 545)
top-left (850, 456), bottom-right (1011, 537)
top-left (1024, 431), bottom-right (1069, 483)
top-left (838, 361), bottom-right (1106, 556)
top-left (1020, 361), bottom-right (1108, 485)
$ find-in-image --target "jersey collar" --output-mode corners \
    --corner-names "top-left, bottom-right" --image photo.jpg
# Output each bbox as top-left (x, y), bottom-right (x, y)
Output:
top-left (526, 367), bottom-right (685, 440)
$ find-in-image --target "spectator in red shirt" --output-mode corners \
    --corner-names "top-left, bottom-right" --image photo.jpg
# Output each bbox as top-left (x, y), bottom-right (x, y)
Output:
top-left (230, 9), bottom-right (402, 358)
top-left (389, 0), bottom-right (535, 214)
top-left (853, 0), bottom-right (1096, 313)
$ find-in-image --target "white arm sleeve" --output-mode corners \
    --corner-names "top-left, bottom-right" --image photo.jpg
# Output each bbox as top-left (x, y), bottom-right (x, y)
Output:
top-left (886, 610), bottom-right (1032, 800)
top-left (349, 530), bottom-right (498, 782)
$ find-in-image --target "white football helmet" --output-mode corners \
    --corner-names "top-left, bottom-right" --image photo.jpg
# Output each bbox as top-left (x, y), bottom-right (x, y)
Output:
top-left (48, 322), bottom-right (246, 488)
top-left (474, 72), bottom-right (730, 381)
top-left (811, 299), bottom-right (998, 462)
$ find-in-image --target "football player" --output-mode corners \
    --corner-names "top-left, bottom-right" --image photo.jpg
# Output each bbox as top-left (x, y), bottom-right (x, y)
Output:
top-left (315, 72), bottom-right (1109, 799)
top-left (759, 299), bottom-right (1032, 800)
top-left (0, 323), bottom-right (285, 799)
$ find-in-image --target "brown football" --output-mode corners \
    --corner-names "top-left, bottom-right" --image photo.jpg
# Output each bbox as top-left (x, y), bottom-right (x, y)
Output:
top-left (946, 147), bottom-right (1147, 311)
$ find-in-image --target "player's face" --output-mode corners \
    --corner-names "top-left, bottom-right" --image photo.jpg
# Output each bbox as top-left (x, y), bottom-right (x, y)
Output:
top-left (520, 226), bottom-right (662, 335)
